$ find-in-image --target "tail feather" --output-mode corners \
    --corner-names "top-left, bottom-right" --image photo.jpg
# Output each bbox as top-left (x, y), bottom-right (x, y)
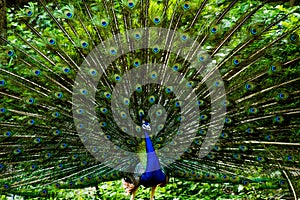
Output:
top-left (0, 0), bottom-right (299, 198)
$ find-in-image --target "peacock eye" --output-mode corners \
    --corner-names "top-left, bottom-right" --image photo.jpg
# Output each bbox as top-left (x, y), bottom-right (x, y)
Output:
top-left (7, 50), bottom-right (14, 56)
top-left (271, 65), bottom-right (276, 71)
top-left (250, 28), bottom-right (257, 35)
top-left (56, 92), bottom-right (63, 98)
top-left (153, 17), bottom-right (160, 24)
top-left (135, 34), bottom-right (140, 39)
top-left (54, 130), bottom-right (61, 135)
top-left (152, 47), bottom-right (159, 53)
top-left (279, 93), bottom-right (284, 98)
top-left (200, 114), bottom-right (207, 120)
top-left (183, 3), bottom-right (190, 10)
top-left (0, 80), bottom-right (5, 86)
top-left (149, 96), bottom-right (155, 103)
top-left (124, 99), bottom-right (129, 105)
top-left (101, 21), bottom-right (108, 27)
top-left (93, 147), bottom-right (98, 152)
top-left (211, 28), bottom-right (217, 33)
top-left (101, 107), bottom-right (108, 113)
top-left (105, 93), bottom-right (111, 98)
top-left (28, 98), bottom-right (34, 104)
top-left (81, 42), bottom-right (88, 48)
top-left (80, 89), bottom-right (87, 95)
top-left (257, 156), bottom-right (262, 161)
top-left (63, 67), bottom-right (70, 73)
top-left (128, 2), bottom-right (134, 8)
top-left (89, 69), bottom-right (98, 76)
top-left (120, 112), bottom-right (127, 118)
top-left (150, 72), bottom-right (157, 79)
top-left (48, 39), bottom-right (56, 45)
top-left (186, 82), bottom-right (192, 87)
top-left (77, 109), bottom-right (84, 114)
top-left (114, 75), bottom-right (121, 81)
top-left (5, 131), bottom-right (11, 136)
top-left (110, 49), bottom-right (117, 55)
top-left (225, 117), bottom-right (230, 123)
top-left (245, 84), bottom-right (251, 90)
top-left (66, 12), bottom-right (73, 18)
top-left (290, 35), bottom-right (296, 42)
top-left (233, 59), bottom-right (239, 65)
top-left (27, 10), bottom-right (33, 16)
top-left (100, 122), bottom-right (107, 127)
top-left (178, 116), bottom-right (183, 121)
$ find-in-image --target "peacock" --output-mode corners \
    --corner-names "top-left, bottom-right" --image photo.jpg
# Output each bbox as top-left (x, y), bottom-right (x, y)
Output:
top-left (0, 0), bottom-right (299, 199)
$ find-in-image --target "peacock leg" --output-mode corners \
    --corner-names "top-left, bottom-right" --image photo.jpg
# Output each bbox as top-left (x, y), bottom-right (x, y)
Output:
top-left (130, 188), bottom-right (138, 200)
top-left (150, 185), bottom-right (157, 200)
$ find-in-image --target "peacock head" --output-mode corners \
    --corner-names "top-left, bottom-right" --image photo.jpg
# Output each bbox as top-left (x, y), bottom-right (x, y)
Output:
top-left (142, 120), bottom-right (151, 131)
top-left (138, 104), bottom-right (168, 137)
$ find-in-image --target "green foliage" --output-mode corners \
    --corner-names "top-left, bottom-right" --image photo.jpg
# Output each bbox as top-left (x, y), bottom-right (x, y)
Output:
top-left (0, 179), bottom-right (285, 199)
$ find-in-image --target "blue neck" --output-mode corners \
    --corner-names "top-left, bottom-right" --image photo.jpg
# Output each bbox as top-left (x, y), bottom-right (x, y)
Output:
top-left (139, 131), bottom-right (166, 188)
top-left (144, 131), bottom-right (162, 172)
